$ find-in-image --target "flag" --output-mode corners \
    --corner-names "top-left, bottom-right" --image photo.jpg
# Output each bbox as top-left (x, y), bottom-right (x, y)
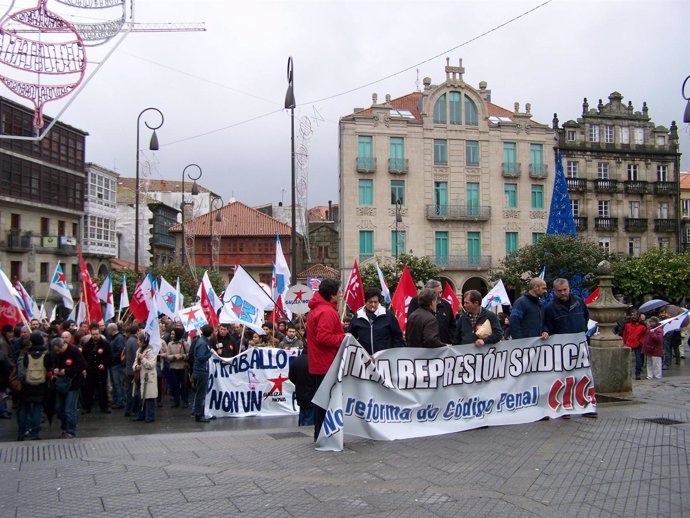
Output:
top-left (196, 271), bottom-right (222, 313)
top-left (97, 274), bottom-right (115, 322)
top-left (129, 274), bottom-right (153, 322)
top-left (200, 280), bottom-right (220, 327)
top-left (482, 279), bottom-right (511, 309)
top-left (49, 304), bottom-right (57, 324)
top-left (660, 309), bottom-right (690, 335)
top-left (585, 288), bottom-right (600, 305)
top-left (272, 235), bottom-right (291, 298)
top-left (538, 266), bottom-right (546, 280)
top-left (343, 260), bottom-right (365, 312)
top-left (268, 294), bottom-right (288, 324)
top-left (144, 307), bottom-right (162, 355)
top-left (76, 300), bottom-right (87, 325)
top-left (78, 245), bottom-right (102, 323)
top-left (178, 303), bottom-right (208, 333)
top-left (38, 303), bottom-right (47, 322)
top-left (220, 265), bottom-right (273, 334)
top-left (0, 300), bottom-right (22, 328)
top-left (119, 274), bottom-right (130, 312)
top-left (0, 268), bottom-right (24, 313)
top-left (546, 150), bottom-right (577, 236)
top-left (375, 262), bottom-right (391, 303)
top-left (49, 263), bottom-right (74, 309)
top-left (30, 297), bottom-right (40, 321)
top-left (442, 283), bottom-right (460, 316)
top-left (390, 265), bottom-right (417, 332)
top-left (156, 276), bottom-right (179, 320)
top-left (175, 277), bottom-right (184, 316)
top-left (14, 280), bottom-right (34, 320)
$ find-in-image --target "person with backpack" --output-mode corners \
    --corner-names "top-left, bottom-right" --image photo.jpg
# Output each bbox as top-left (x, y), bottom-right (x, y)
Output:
top-left (19, 332), bottom-right (52, 440)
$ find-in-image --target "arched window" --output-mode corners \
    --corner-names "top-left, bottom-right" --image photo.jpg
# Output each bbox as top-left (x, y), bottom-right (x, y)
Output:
top-left (433, 94), bottom-right (446, 124)
top-left (449, 92), bottom-right (462, 125)
top-left (465, 95), bottom-right (478, 126)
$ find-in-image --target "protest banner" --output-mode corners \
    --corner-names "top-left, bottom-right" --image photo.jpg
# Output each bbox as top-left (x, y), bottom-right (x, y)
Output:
top-left (314, 333), bottom-right (597, 451)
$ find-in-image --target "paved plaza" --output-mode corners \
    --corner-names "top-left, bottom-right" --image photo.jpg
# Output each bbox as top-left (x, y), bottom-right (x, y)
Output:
top-left (0, 359), bottom-right (688, 517)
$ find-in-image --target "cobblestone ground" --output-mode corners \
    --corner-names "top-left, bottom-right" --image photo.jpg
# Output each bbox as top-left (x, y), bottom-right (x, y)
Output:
top-left (0, 355), bottom-right (688, 518)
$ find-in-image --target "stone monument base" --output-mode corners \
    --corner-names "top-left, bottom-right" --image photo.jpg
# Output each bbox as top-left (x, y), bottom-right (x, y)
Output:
top-left (589, 344), bottom-right (632, 396)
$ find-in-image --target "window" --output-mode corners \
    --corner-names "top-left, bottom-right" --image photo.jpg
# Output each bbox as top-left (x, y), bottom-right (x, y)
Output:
top-left (531, 185), bottom-right (544, 209)
top-left (597, 162), bottom-right (609, 179)
top-left (434, 182), bottom-right (448, 216)
top-left (588, 125), bottom-right (600, 142)
top-left (391, 231), bottom-right (406, 257)
top-left (598, 200), bottom-right (610, 217)
top-left (620, 126), bottom-right (630, 144)
top-left (566, 130), bottom-right (576, 142)
top-left (449, 92), bottom-right (461, 125)
top-left (658, 202), bottom-right (669, 219)
top-left (532, 232), bottom-right (545, 244)
top-left (657, 165), bottom-right (668, 182)
top-left (566, 161), bottom-right (579, 177)
top-left (467, 232), bottom-right (481, 265)
top-left (433, 94), bottom-right (447, 123)
top-left (466, 140), bottom-right (479, 166)
top-left (530, 144), bottom-right (543, 174)
top-left (358, 179), bottom-right (373, 205)
top-left (467, 182), bottom-right (480, 216)
top-left (682, 199), bottom-right (690, 218)
top-left (88, 172), bottom-right (116, 206)
top-left (357, 135), bottom-right (373, 170)
top-left (433, 139), bottom-right (447, 165)
top-left (72, 223), bottom-right (78, 237)
top-left (10, 261), bottom-right (21, 283)
top-left (391, 180), bottom-right (405, 205)
top-left (627, 164), bottom-right (638, 181)
top-left (389, 137), bottom-right (404, 171)
top-left (634, 127), bottom-right (644, 144)
top-left (656, 135), bottom-right (666, 146)
top-left (464, 95), bottom-right (478, 126)
top-left (58, 220), bottom-right (65, 236)
top-left (40, 262), bottom-right (49, 283)
top-left (571, 199), bottom-right (580, 217)
top-left (628, 238), bottom-right (641, 257)
top-left (658, 237), bottom-right (670, 249)
top-left (629, 201), bottom-right (640, 218)
top-left (71, 264), bottom-right (79, 283)
top-left (435, 232), bottom-right (448, 266)
top-left (598, 238), bottom-right (611, 253)
top-left (505, 232), bottom-right (518, 255)
top-left (40, 217), bottom-right (49, 236)
top-left (503, 142), bottom-right (517, 174)
top-left (504, 184), bottom-right (517, 208)
top-left (605, 125), bottom-right (614, 143)
top-left (10, 213), bottom-right (20, 231)
top-left (359, 230), bottom-right (373, 259)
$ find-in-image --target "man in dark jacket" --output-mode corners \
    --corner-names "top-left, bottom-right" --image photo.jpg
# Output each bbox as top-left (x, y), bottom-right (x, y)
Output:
top-left (20, 332), bottom-right (52, 440)
top-left (348, 287), bottom-right (404, 354)
top-left (509, 278), bottom-right (549, 340)
top-left (192, 325), bottom-right (213, 423)
top-left (407, 289), bottom-right (447, 348)
top-left (106, 323), bottom-right (126, 409)
top-left (288, 344), bottom-right (315, 426)
top-left (455, 290), bottom-right (503, 347)
top-left (407, 280), bottom-right (456, 344)
top-left (82, 323), bottom-right (113, 414)
top-left (52, 337), bottom-right (87, 438)
top-left (123, 325), bottom-right (140, 417)
top-left (543, 279), bottom-right (589, 336)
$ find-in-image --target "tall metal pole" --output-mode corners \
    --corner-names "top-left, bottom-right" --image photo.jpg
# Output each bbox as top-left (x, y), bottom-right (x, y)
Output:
top-left (395, 200), bottom-right (402, 277)
top-left (210, 196), bottom-right (223, 271)
top-left (134, 107), bottom-right (164, 277)
top-left (181, 164), bottom-right (202, 265)
top-left (285, 57), bottom-right (297, 285)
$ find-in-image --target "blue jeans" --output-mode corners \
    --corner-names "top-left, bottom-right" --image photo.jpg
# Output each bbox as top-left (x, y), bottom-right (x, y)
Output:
top-left (632, 347), bottom-right (644, 378)
top-left (56, 389), bottom-right (79, 436)
top-left (124, 375), bottom-right (140, 416)
top-left (169, 369), bottom-right (188, 406)
top-left (193, 371), bottom-right (209, 417)
top-left (137, 398), bottom-right (156, 422)
top-left (25, 401), bottom-right (43, 439)
top-left (110, 364), bottom-right (125, 406)
top-left (15, 400), bottom-right (27, 438)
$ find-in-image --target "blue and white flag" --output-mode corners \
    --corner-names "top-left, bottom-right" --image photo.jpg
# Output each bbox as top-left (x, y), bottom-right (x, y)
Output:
top-left (272, 235), bottom-right (291, 299)
top-left (375, 262), bottom-right (391, 303)
top-left (546, 150), bottom-right (577, 236)
top-left (539, 266), bottom-right (546, 280)
top-left (482, 279), bottom-right (511, 309)
top-left (196, 271), bottom-right (222, 312)
top-left (156, 276), bottom-right (179, 320)
top-left (97, 274), bottom-right (115, 322)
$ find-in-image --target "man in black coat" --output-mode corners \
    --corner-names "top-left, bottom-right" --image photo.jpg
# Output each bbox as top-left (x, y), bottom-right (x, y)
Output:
top-left (407, 289), bottom-right (447, 348)
top-left (82, 323), bottom-right (113, 414)
top-left (407, 280), bottom-right (456, 344)
top-left (455, 290), bottom-right (503, 347)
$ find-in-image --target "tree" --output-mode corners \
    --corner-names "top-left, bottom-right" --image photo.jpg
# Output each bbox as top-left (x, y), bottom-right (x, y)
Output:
top-left (613, 248), bottom-right (690, 305)
top-left (489, 235), bottom-right (611, 297)
top-left (360, 253), bottom-right (440, 294)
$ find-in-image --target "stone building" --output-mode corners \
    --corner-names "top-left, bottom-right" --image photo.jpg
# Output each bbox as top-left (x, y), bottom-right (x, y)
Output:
top-left (556, 93), bottom-right (681, 255)
top-left (339, 59), bottom-right (556, 293)
top-left (82, 163), bottom-right (118, 278)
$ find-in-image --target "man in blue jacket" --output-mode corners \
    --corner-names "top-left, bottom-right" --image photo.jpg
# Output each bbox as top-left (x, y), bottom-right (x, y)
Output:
top-left (509, 277), bottom-right (549, 340)
top-left (192, 325), bottom-right (213, 423)
top-left (543, 278), bottom-right (589, 335)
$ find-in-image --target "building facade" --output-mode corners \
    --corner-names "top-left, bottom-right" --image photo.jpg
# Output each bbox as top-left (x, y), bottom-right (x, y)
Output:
top-left (0, 97), bottom-right (87, 302)
top-left (557, 93), bottom-right (681, 255)
top-left (680, 172), bottom-right (690, 251)
top-left (82, 163), bottom-right (118, 278)
top-left (339, 59), bottom-right (556, 293)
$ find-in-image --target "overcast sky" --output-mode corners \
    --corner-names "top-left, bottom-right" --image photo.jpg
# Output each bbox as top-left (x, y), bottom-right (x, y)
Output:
top-left (2, 0), bottom-right (689, 208)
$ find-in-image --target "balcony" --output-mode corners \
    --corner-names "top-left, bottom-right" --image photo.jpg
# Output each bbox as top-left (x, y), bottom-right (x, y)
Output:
top-left (529, 163), bottom-right (548, 179)
top-left (593, 179), bottom-right (619, 193)
top-left (595, 217), bottom-right (618, 231)
top-left (654, 219), bottom-right (677, 232)
top-left (624, 218), bottom-right (648, 232)
top-left (654, 181), bottom-right (676, 195)
top-left (356, 156), bottom-right (376, 173)
top-left (566, 178), bottom-right (587, 192)
top-left (428, 255), bottom-right (492, 270)
top-left (6, 232), bottom-right (32, 252)
top-left (425, 205), bottom-right (491, 221)
top-left (388, 158), bottom-right (408, 174)
top-left (624, 180), bottom-right (648, 195)
top-left (502, 162), bottom-right (521, 177)
top-left (574, 217), bottom-right (588, 231)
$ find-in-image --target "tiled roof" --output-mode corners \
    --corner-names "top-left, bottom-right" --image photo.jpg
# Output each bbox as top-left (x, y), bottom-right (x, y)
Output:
top-left (169, 200), bottom-right (293, 237)
top-left (117, 178), bottom-right (214, 194)
top-left (487, 102), bottom-right (515, 119)
top-left (680, 172), bottom-right (690, 190)
top-left (346, 92), bottom-right (423, 121)
top-left (110, 257), bottom-right (145, 273)
top-left (308, 205), bottom-right (338, 221)
top-left (297, 264), bottom-right (339, 279)
top-left (116, 185), bottom-right (160, 206)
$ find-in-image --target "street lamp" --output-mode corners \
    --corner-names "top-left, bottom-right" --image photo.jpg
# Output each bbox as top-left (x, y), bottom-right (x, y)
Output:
top-left (134, 107), bottom-right (164, 277)
top-left (284, 56), bottom-right (297, 285)
top-left (683, 75), bottom-right (690, 124)
top-left (181, 164), bottom-right (202, 265)
top-left (394, 199), bottom-right (403, 276)
top-left (210, 196), bottom-right (224, 271)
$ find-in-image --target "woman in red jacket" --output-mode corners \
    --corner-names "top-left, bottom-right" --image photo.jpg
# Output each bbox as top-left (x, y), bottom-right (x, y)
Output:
top-left (641, 317), bottom-right (663, 380)
top-left (622, 310), bottom-right (647, 380)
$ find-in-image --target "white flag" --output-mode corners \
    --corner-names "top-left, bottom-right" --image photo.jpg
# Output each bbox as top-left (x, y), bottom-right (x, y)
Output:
top-left (272, 235), bottom-right (291, 298)
top-left (482, 279), bottom-right (511, 309)
top-left (119, 274), bottom-right (130, 311)
top-left (221, 265), bottom-right (273, 334)
top-left (156, 276), bottom-right (179, 320)
top-left (0, 268), bottom-right (23, 311)
top-left (76, 300), bottom-right (87, 325)
top-left (196, 271), bottom-right (222, 312)
top-left (375, 262), bottom-right (391, 303)
top-left (175, 277), bottom-right (184, 317)
top-left (144, 307), bottom-right (162, 355)
top-left (660, 310), bottom-right (690, 335)
top-left (48, 262), bottom-right (74, 309)
top-left (178, 303), bottom-right (208, 333)
top-left (97, 274), bottom-right (115, 322)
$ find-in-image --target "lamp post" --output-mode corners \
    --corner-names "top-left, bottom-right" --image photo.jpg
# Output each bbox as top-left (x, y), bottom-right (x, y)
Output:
top-left (134, 107), bottom-right (164, 277)
top-left (210, 196), bottom-right (223, 271)
top-left (394, 199), bottom-right (403, 277)
top-left (683, 75), bottom-right (690, 124)
top-left (180, 164), bottom-right (202, 265)
top-left (284, 56), bottom-right (297, 285)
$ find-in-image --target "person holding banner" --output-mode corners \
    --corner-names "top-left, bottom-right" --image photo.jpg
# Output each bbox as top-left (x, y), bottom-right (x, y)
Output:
top-left (455, 290), bottom-right (503, 348)
top-left (407, 280), bottom-right (456, 345)
top-left (307, 278), bottom-right (345, 441)
top-left (348, 287), bottom-right (404, 355)
top-left (509, 278), bottom-right (549, 340)
top-left (406, 289), bottom-right (448, 348)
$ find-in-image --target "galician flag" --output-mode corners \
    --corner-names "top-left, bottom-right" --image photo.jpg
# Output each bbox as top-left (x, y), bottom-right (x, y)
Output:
top-left (119, 274), bottom-right (130, 312)
top-left (156, 276), bottom-right (179, 320)
top-left (375, 262), bottom-right (391, 303)
top-left (482, 279), bottom-right (511, 309)
top-left (272, 235), bottom-right (291, 299)
top-left (220, 265), bottom-right (273, 334)
top-left (49, 262), bottom-right (74, 309)
top-left (196, 271), bottom-right (222, 313)
top-left (97, 274), bottom-right (115, 322)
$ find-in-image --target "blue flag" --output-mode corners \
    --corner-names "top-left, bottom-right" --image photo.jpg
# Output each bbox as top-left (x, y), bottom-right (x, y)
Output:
top-left (546, 150), bottom-right (577, 236)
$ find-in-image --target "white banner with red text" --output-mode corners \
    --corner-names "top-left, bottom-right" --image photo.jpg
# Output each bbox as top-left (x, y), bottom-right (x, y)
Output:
top-left (314, 333), bottom-right (597, 451)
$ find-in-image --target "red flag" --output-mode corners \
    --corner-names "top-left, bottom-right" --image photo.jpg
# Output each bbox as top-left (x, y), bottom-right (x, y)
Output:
top-left (78, 245), bottom-right (102, 323)
top-left (442, 283), bottom-right (460, 316)
top-left (344, 260), bottom-right (365, 312)
top-left (585, 288), bottom-right (600, 305)
top-left (0, 300), bottom-right (22, 328)
top-left (390, 265), bottom-right (417, 332)
top-left (269, 294), bottom-right (288, 324)
top-left (129, 278), bottom-right (151, 322)
top-left (200, 281), bottom-right (219, 327)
